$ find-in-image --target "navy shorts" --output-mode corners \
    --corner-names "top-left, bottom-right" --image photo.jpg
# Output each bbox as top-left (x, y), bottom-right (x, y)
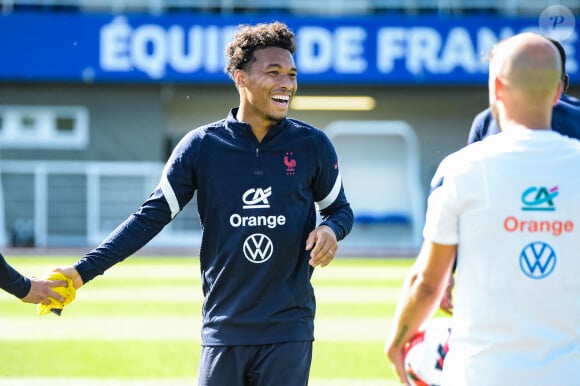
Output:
top-left (197, 341), bottom-right (313, 386)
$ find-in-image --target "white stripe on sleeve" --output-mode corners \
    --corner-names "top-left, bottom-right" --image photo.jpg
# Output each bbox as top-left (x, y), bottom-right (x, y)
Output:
top-left (316, 173), bottom-right (342, 211)
top-left (159, 175), bottom-right (180, 219)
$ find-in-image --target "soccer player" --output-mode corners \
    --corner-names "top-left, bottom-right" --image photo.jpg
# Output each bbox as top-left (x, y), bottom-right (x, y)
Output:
top-left (1, 252), bottom-right (66, 304)
top-left (467, 37), bottom-right (580, 144)
top-left (54, 21), bottom-right (353, 386)
top-left (439, 37), bottom-right (580, 315)
top-left (385, 32), bottom-right (580, 386)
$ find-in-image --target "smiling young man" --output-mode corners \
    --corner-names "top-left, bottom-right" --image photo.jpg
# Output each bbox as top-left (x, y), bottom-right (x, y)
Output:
top-left (54, 22), bottom-right (353, 386)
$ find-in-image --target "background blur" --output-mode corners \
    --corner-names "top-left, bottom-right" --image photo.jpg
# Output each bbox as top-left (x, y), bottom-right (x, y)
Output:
top-left (0, 0), bottom-right (578, 255)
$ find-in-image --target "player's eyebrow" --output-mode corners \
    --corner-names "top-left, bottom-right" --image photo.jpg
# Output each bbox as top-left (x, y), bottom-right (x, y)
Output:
top-left (265, 63), bottom-right (298, 73)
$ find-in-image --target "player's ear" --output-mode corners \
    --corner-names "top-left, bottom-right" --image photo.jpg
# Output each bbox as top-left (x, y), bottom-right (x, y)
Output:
top-left (493, 76), bottom-right (505, 101)
top-left (552, 81), bottom-right (563, 106)
top-left (562, 74), bottom-right (569, 92)
top-left (233, 69), bottom-right (247, 88)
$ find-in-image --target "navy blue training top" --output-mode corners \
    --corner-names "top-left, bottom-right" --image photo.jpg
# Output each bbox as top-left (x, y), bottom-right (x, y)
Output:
top-left (0, 253), bottom-right (31, 298)
top-left (74, 108), bottom-right (354, 346)
top-left (467, 93), bottom-right (580, 144)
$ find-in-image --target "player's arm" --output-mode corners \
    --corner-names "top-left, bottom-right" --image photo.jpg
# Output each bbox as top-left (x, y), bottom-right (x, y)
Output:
top-left (305, 225), bottom-right (337, 268)
top-left (0, 253), bottom-right (66, 304)
top-left (313, 131), bottom-right (354, 241)
top-left (67, 131), bottom-right (200, 285)
top-left (21, 276), bottom-right (67, 304)
top-left (53, 266), bottom-right (84, 289)
top-left (384, 240), bottom-right (456, 384)
top-left (309, 132), bottom-right (354, 267)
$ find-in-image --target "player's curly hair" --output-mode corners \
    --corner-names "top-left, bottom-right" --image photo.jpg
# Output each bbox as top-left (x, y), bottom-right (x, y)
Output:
top-left (225, 21), bottom-right (296, 80)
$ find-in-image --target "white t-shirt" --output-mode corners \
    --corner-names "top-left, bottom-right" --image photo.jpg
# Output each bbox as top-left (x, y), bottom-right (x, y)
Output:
top-left (423, 128), bottom-right (580, 386)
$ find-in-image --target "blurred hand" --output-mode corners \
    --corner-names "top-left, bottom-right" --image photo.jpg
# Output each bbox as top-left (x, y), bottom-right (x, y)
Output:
top-left (21, 277), bottom-right (66, 305)
top-left (53, 266), bottom-right (84, 289)
top-left (439, 273), bottom-right (455, 315)
top-left (36, 272), bottom-right (77, 316)
top-left (385, 341), bottom-right (409, 385)
top-left (305, 225), bottom-right (338, 267)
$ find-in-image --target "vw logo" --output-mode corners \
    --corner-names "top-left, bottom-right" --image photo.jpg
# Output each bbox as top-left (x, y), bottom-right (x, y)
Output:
top-left (243, 233), bottom-right (274, 263)
top-left (519, 241), bottom-right (556, 279)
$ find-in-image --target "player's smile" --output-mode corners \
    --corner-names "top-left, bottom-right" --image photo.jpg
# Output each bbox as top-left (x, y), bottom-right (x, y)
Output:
top-left (271, 93), bottom-right (291, 111)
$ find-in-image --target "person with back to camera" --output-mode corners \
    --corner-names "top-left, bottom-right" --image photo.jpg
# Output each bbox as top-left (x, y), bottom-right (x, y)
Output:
top-left (384, 32), bottom-right (580, 385)
top-left (51, 21), bottom-right (353, 386)
top-left (467, 37), bottom-right (580, 144)
top-left (439, 36), bottom-right (580, 315)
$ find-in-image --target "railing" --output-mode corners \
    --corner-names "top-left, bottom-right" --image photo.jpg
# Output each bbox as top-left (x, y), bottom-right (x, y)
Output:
top-left (1, 0), bottom-right (577, 16)
top-left (0, 160), bottom-right (201, 248)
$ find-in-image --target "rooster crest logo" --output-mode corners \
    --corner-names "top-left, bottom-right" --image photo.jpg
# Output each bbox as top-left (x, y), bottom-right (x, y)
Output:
top-left (284, 152), bottom-right (296, 175)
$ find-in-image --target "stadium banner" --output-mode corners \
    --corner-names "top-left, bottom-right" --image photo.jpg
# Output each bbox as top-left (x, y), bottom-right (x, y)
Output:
top-left (0, 12), bottom-right (577, 84)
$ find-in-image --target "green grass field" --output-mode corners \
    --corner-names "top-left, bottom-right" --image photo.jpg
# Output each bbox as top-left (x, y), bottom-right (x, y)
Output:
top-left (0, 256), bottom-right (416, 385)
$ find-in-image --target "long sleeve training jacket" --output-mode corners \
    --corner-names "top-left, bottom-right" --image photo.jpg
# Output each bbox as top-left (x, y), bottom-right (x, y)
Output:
top-left (75, 108), bottom-right (353, 345)
top-left (0, 253), bottom-right (30, 298)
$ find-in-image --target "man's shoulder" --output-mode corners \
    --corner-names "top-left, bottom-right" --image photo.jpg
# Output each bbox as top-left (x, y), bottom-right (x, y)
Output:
top-left (468, 108), bottom-right (499, 144)
top-left (184, 119), bottom-right (227, 138)
top-left (559, 92), bottom-right (580, 106)
top-left (284, 118), bottom-right (330, 142)
top-left (473, 107), bottom-right (493, 121)
top-left (285, 117), bottom-right (321, 132)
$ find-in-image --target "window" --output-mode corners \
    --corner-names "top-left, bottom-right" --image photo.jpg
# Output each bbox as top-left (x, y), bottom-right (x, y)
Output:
top-left (0, 106), bottom-right (89, 149)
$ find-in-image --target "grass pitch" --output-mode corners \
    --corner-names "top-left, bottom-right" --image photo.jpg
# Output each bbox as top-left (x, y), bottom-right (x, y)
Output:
top-left (0, 256), bottom-right (414, 385)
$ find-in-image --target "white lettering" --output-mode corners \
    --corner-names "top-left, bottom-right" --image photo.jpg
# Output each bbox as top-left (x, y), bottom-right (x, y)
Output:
top-left (131, 25), bottom-right (166, 78)
top-left (100, 17), bottom-right (132, 71)
top-left (440, 27), bottom-right (478, 73)
top-left (204, 26), bottom-right (221, 73)
top-left (230, 214), bottom-right (286, 229)
top-left (476, 27), bottom-right (517, 71)
top-left (97, 22), bottom-right (577, 80)
top-left (335, 27), bottom-right (367, 73)
top-left (377, 27), bottom-right (406, 73)
top-left (297, 27), bottom-right (333, 73)
top-left (407, 28), bottom-right (441, 75)
top-left (100, 22), bottom-right (236, 78)
top-left (168, 25), bottom-right (203, 72)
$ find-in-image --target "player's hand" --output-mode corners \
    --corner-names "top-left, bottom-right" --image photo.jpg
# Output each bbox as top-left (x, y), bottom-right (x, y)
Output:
top-left (36, 272), bottom-right (77, 316)
top-left (21, 276), bottom-right (67, 305)
top-left (384, 341), bottom-right (409, 385)
top-left (53, 266), bottom-right (84, 289)
top-left (439, 273), bottom-right (454, 315)
top-left (305, 225), bottom-right (337, 267)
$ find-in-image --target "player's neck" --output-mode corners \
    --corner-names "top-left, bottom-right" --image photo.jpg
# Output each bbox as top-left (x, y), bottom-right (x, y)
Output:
top-left (235, 106), bottom-right (271, 142)
top-left (498, 102), bottom-right (551, 131)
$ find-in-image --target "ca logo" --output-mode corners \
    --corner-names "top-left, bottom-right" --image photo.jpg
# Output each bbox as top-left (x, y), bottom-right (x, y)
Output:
top-left (521, 186), bottom-right (558, 211)
top-left (242, 187), bottom-right (272, 209)
top-left (243, 233), bottom-right (274, 263)
top-left (519, 241), bottom-right (556, 279)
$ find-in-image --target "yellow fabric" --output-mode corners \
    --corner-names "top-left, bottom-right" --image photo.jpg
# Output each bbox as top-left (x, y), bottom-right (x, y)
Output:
top-left (37, 272), bottom-right (76, 316)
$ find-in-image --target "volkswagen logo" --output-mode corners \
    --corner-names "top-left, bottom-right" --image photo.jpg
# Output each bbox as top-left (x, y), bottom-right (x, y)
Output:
top-left (243, 233), bottom-right (274, 263)
top-left (519, 241), bottom-right (556, 279)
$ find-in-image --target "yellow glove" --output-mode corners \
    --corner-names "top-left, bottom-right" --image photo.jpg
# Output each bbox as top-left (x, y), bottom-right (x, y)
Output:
top-left (37, 272), bottom-right (76, 316)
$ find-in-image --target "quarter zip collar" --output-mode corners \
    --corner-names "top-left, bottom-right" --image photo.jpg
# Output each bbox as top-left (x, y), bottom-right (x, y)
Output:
top-left (226, 108), bottom-right (287, 143)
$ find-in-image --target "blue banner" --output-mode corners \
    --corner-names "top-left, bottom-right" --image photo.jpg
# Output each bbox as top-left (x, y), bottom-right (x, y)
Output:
top-left (0, 12), bottom-right (577, 84)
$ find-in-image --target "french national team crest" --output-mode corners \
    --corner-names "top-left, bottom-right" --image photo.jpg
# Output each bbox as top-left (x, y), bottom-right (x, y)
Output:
top-left (284, 152), bottom-right (296, 175)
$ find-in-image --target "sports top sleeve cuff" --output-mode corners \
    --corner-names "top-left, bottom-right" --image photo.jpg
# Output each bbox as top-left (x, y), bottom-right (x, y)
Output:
top-left (320, 220), bottom-right (344, 241)
top-left (10, 276), bottom-right (31, 299)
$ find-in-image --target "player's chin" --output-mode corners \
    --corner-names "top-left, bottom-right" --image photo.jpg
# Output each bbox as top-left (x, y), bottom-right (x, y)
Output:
top-left (268, 111), bottom-right (288, 123)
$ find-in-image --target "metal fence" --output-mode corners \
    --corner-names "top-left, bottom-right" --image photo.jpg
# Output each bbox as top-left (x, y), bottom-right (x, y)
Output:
top-left (0, 160), bottom-right (201, 248)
